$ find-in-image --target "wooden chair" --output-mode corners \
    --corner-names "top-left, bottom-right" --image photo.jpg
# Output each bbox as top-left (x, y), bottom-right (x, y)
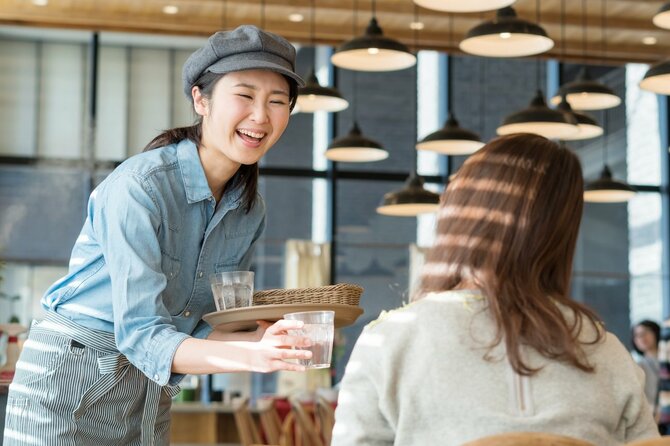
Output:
top-left (625, 439), bottom-right (670, 446)
top-left (258, 397), bottom-right (283, 445)
top-left (462, 432), bottom-right (596, 446)
top-left (287, 397), bottom-right (325, 446)
top-left (315, 395), bottom-right (335, 445)
top-left (233, 397), bottom-right (263, 446)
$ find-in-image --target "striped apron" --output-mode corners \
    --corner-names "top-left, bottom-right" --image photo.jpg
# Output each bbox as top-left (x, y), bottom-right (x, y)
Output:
top-left (3, 312), bottom-right (180, 446)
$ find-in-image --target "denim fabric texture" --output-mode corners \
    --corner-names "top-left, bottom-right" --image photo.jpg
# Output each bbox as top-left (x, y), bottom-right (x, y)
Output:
top-left (42, 139), bottom-right (266, 386)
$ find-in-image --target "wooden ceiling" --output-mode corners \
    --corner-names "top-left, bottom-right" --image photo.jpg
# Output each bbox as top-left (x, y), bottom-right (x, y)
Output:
top-left (0, 0), bottom-right (667, 65)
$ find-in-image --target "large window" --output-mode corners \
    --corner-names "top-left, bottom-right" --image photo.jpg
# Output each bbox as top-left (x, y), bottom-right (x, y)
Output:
top-left (0, 27), bottom-right (668, 388)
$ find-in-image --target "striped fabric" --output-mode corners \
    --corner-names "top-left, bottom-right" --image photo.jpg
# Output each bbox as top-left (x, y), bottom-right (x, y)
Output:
top-left (3, 312), bottom-right (180, 445)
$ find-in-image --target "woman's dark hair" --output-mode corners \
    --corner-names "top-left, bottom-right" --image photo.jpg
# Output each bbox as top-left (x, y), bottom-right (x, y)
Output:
top-left (632, 320), bottom-right (661, 355)
top-left (143, 70), bottom-right (298, 213)
top-left (418, 133), bottom-right (604, 376)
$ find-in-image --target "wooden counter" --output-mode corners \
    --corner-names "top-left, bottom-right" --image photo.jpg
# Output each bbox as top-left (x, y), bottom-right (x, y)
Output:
top-left (170, 402), bottom-right (248, 444)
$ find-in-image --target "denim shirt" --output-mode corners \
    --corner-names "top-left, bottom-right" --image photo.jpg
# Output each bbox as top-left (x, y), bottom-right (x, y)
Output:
top-left (42, 139), bottom-right (266, 386)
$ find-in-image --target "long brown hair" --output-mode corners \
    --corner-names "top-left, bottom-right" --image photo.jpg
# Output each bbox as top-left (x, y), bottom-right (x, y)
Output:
top-left (419, 133), bottom-right (603, 375)
top-left (143, 71), bottom-right (298, 213)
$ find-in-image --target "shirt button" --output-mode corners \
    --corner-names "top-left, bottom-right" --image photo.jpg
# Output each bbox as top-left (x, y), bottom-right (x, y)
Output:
top-left (184, 310), bottom-right (191, 317)
top-left (198, 271), bottom-right (203, 278)
top-left (154, 374), bottom-right (159, 381)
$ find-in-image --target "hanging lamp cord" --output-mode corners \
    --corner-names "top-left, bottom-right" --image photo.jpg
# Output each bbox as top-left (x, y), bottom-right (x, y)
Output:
top-left (448, 14), bottom-right (454, 114)
top-left (221, 0), bottom-right (227, 30)
top-left (602, 0), bottom-right (608, 63)
top-left (260, 0), bottom-right (266, 30)
top-left (310, 0), bottom-right (315, 47)
top-left (603, 108), bottom-right (609, 166)
top-left (581, 0), bottom-right (587, 63)
top-left (535, 0), bottom-right (542, 90)
top-left (479, 57), bottom-right (485, 135)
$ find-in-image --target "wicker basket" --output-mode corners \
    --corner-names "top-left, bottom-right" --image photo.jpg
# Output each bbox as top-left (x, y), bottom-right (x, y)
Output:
top-left (253, 283), bottom-right (363, 307)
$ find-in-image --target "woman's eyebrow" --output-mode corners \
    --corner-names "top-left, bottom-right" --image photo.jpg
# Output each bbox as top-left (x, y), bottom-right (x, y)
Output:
top-left (233, 82), bottom-right (289, 96)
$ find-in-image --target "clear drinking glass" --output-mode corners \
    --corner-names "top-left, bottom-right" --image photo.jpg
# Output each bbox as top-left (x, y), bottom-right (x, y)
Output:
top-left (209, 271), bottom-right (254, 311)
top-left (283, 310), bottom-right (335, 369)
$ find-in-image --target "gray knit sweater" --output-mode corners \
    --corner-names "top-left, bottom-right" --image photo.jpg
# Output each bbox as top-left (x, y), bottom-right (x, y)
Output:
top-left (332, 290), bottom-right (660, 446)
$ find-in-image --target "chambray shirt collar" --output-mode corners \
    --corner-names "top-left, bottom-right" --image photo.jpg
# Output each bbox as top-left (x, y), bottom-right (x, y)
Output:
top-left (177, 139), bottom-right (212, 203)
top-left (176, 139), bottom-right (245, 208)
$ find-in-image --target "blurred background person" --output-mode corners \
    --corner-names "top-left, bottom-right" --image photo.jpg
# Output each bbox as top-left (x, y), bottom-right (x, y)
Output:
top-left (632, 320), bottom-right (661, 413)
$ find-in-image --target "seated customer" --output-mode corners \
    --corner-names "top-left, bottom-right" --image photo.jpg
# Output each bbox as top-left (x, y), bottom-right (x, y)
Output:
top-left (331, 134), bottom-right (659, 446)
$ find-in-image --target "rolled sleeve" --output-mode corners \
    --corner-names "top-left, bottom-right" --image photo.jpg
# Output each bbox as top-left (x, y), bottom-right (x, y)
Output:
top-left (93, 173), bottom-right (187, 385)
top-left (191, 319), bottom-right (214, 340)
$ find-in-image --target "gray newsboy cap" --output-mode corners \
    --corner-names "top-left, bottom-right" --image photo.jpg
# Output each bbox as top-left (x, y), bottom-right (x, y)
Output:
top-left (182, 25), bottom-right (305, 99)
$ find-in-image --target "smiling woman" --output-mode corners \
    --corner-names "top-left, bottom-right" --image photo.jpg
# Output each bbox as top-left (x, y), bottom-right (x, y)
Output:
top-left (2, 25), bottom-right (312, 446)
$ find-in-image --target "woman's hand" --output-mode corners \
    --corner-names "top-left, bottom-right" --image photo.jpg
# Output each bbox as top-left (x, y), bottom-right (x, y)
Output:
top-left (174, 319), bottom-right (313, 374)
top-left (242, 319), bottom-right (313, 372)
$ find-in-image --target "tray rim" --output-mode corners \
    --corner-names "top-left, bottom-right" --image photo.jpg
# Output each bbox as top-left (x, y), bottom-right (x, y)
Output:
top-left (203, 302), bottom-right (364, 331)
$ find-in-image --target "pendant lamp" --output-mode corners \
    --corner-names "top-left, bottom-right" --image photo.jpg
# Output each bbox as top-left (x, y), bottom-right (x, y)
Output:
top-left (416, 48), bottom-right (483, 154)
top-left (331, 0), bottom-right (416, 72)
top-left (556, 95), bottom-right (603, 141)
top-left (552, 0), bottom-right (603, 142)
top-left (326, 121), bottom-right (388, 162)
top-left (584, 110), bottom-right (635, 203)
top-left (297, 70), bottom-right (349, 113)
top-left (378, 6), bottom-right (439, 217)
top-left (584, 165), bottom-right (636, 202)
top-left (417, 113), bottom-right (484, 155)
top-left (377, 173), bottom-right (441, 216)
top-left (653, 2), bottom-right (670, 30)
top-left (640, 60), bottom-right (670, 95)
top-left (497, 90), bottom-right (578, 140)
top-left (412, 0), bottom-right (515, 13)
top-left (326, 66), bottom-right (388, 162)
top-left (460, 6), bottom-right (553, 58)
top-left (296, 1), bottom-right (349, 113)
top-left (550, 67), bottom-right (621, 110)
top-left (550, 0), bottom-right (620, 110)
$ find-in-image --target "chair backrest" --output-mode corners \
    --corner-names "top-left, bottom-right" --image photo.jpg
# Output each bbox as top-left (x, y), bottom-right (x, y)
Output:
top-left (233, 397), bottom-right (263, 446)
top-left (279, 411), bottom-right (296, 446)
top-left (315, 395), bottom-right (335, 445)
top-left (258, 397), bottom-right (283, 445)
top-left (625, 439), bottom-right (670, 446)
top-left (462, 432), bottom-right (597, 446)
top-left (289, 397), bottom-right (325, 446)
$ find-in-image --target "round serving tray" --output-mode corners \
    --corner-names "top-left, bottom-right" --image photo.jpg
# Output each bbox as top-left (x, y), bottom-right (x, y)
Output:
top-left (203, 303), bottom-right (364, 332)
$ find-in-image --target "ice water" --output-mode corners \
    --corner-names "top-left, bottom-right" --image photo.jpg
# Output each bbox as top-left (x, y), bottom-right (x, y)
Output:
top-left (294, 323), bottom-right (334, 369)
top-left (211, 283), bottom-right (252, 311)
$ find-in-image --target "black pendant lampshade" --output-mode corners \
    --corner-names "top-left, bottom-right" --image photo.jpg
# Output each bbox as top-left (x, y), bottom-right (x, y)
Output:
top-left (550, 67), bottom-right (621, 111)
top-left (416, 113), bottom-right (484, 155)
top-left (562, 111), bottom-right (603, 141)
top-left (331, 17), bottom-right (417, 72)
top-left (653, 2), bottom-right (670, 29)
top-left (413, 0), bottom-right (516, 13)
top-left (326, 121), bottom-right (388, 162)
top-left (376, 173), bottom-right (440, 216)
top-left (640, 60), bottom-right (670, 95)
top-left (459, 7), bottom-right (554, 58)
top-left (296, 70), bottom-right (349, 113)
top-left (584, 165), bottom-right (636, 203)
top-left (555, 95), bottom-right (603, 141)
top-left (497, 90), bottom-right (578, 140)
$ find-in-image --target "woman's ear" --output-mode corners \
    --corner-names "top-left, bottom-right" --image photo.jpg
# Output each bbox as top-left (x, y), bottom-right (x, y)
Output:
top-left (192, 86), bottom-right (208, 117)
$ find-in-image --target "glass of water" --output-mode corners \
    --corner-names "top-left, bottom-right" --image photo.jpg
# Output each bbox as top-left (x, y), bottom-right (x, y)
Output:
top-left (283, 311), bottom-right (335, 369)
top-left (209, 271), bottom-right (254, 311)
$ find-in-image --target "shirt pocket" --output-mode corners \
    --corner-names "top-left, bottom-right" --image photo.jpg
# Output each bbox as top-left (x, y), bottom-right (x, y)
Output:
top-left (214, 232), bottom-right (255, 269)
top-left (161, 251), bottom-right (181, 282)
